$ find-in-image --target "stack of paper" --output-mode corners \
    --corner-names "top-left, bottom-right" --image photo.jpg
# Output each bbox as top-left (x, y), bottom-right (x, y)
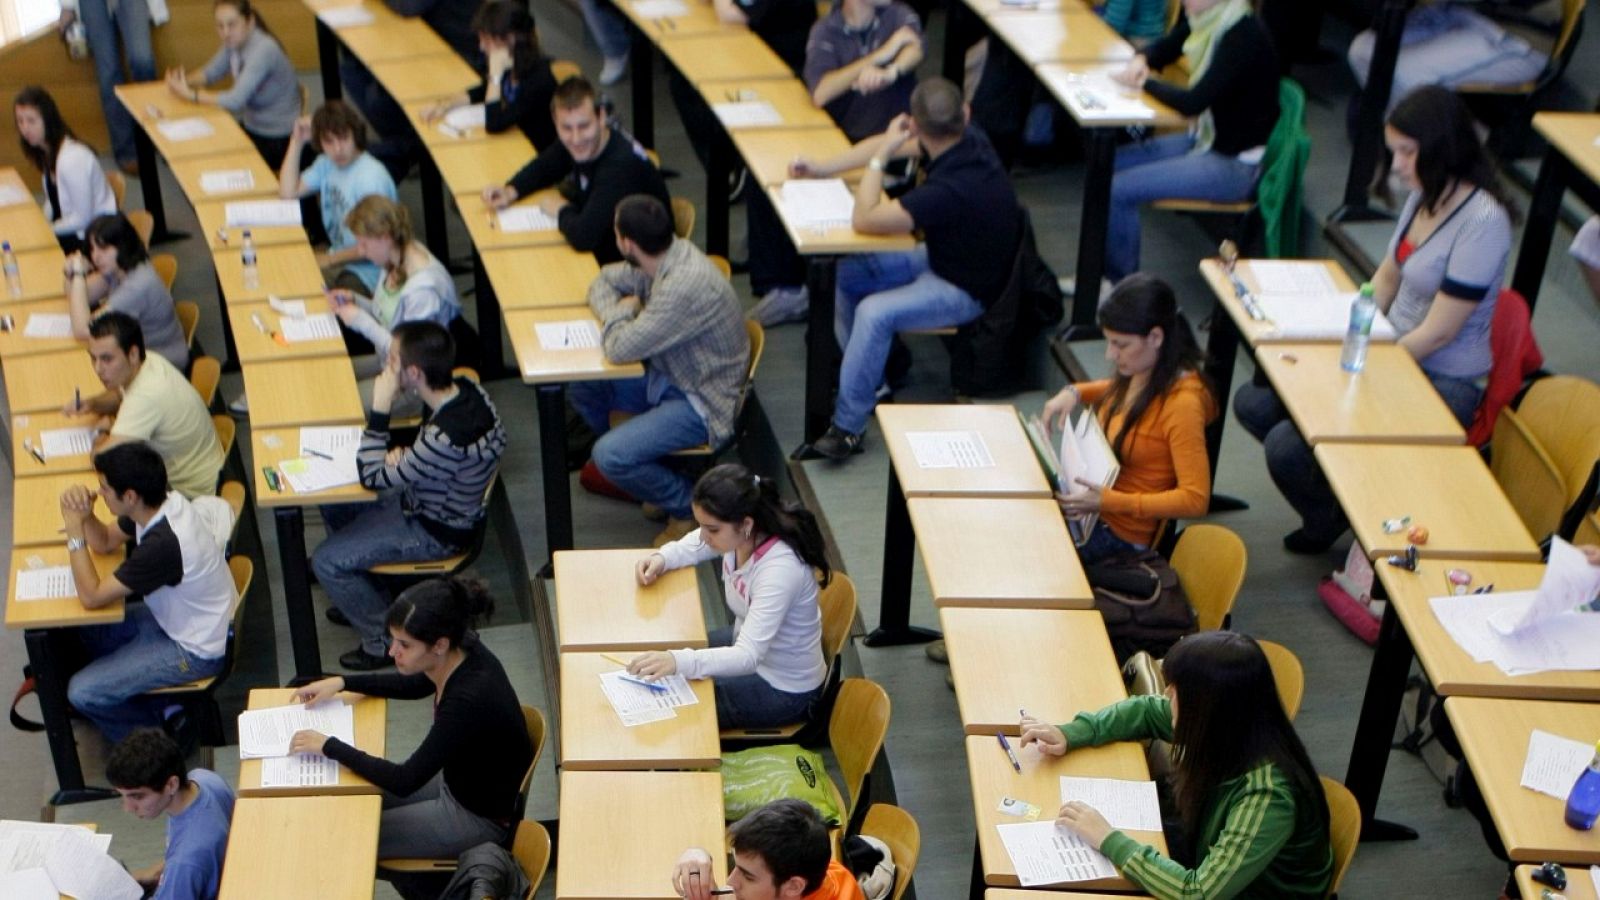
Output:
top-left (777, 179), bottom-right (854, 231)
top-left (1429, 538), bottom-right (1600, 675)
top-left (317, 5), bottom-right (376, 28)
top-left (1245, 260), bottom-right (1341, 295)
top-left (437, 104), bottom-right (486, 138)
top-left (22, 313), bottom-right (71, 339)
top-left (996, 821), bottom-right (1118, 886)
top-left (199, 169), bottom-right (256, 195)
top-left (238, 701), bottom-right (356, 758)
top-left (155, 118), bottom-right (215, 142)
top-left (598, 670), bottom-right (698, 726)
top-left (632, 0), bottom-right (689, 17)
top-left (224, 199), bottom-right (302, 228)
top-left (904, 430), bottom-right (995, 469)
top-left (280, 425), bottom-right (361, 493)
top-left (1024, 408), bottom-right (1121, 543)
top-left (497, 207), bottom-right (560, 233)
top-left (281, 313), bottom-right (340, 342)
top-left (1045, 69), bottom-right (1154, 122)
top-left (0, 821), bottom-right (138, 900)
top-left (40, 427), bottom-right (95, 458)
top-left (1059, 777), bottom-right (1162, 831)
top-left (535, 320), bottom-right (600, 350)
top-left (712, 101), bottom-right (783, 128)
top-left (1253, 293), bottom-right (1398, 341)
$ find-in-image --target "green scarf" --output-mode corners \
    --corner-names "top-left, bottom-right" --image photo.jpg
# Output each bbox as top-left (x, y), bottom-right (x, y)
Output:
top-left (1182, 0), bottom-right (1252, 154)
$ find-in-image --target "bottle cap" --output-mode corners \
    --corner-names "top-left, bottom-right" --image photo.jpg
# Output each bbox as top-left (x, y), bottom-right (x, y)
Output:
top-left (1358, 281), bottom-right (1374, 297)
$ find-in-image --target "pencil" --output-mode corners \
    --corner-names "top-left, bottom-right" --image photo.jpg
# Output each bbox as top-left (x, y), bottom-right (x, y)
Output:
top-left (600, 652), bottom-right (632, 667)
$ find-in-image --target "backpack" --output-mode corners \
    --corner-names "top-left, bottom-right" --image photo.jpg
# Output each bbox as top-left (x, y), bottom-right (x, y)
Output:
top-left (947, 208), bottom-right (1063, 396)
top-left (1087, 550), bottom-right (1197, 662)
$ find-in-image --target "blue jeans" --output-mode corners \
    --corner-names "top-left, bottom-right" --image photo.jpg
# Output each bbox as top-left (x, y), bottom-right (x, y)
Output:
top-left (1077, 520), bottom-right (1146, 566)
top-left (833, 246), bottom-right (985, 434)
top-left (705, 628), bottom-right (823, 730)
top-left (68, 603), bottom-right (224, 742)
top-left (579, 0), bottom-right (632, 59)
top-left (78, 0), bottom-right (156, 165)
top-left (1234, 371), bottom-right (1482, 542)
top-left (1108, 133), bottom-right (1260, 282)
top-left (570, 376), bottom-right (710, 520)
top-left (313, 493), bottom-right (460, 655)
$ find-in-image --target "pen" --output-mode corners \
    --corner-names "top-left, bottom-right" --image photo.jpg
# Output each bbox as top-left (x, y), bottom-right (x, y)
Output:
top-left (997, 732), bottom-right (1021, 773)
top-left (73, 387), bottom-right (81, 412)
top-left (25, 442), bottom-right (46, 465)
top-left (619, 673), bottom-right (670, 693)
top-left (303, 448), bottom-right (334, 461)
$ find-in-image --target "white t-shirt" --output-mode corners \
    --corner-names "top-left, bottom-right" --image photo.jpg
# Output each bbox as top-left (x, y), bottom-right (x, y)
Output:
top-left (114, 493), bottom-right (235, 659)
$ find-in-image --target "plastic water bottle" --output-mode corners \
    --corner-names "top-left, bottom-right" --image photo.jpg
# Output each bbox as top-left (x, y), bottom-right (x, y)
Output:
top-left (1565, 740), bottom-right (1600, 830)
top-left (241, 230), bottom-right (259, 291)
top-left (2, 241), bottom-right (20, 298)
top-left (1340, 281), bottom-right (1377, 373)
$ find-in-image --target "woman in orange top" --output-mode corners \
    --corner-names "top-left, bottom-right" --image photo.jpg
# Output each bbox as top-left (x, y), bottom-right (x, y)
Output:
top-left (1041, 274), bottom-right (1217, 563)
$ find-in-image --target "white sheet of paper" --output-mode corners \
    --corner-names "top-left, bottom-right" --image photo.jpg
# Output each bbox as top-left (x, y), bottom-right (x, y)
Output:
top-left (0, 184), bottom-right (30, 207)
top-left (268, 295), bottom-right (308, 318)
top-left (317, 5), bottom-right (376, 28)
top-left (224, 199), bottom-right (302, 228)
top-left (198, 169), bottom-right (256, 194)
top-left (905, 431), bottom-right (996, 469)
top-left (0, 822), bottom-right (112, 874)
top-left (1253, 293), bottom-right (1399, 341)
top-left (237, 701), bottom-right (355, 758)
top-left (996, 821), bottom-right (1118, 886)
top-left (437, 104), bottom-right (487, 138)
top-left (44, 827), bottom-right (141, 900)
top-left (1429, 591), bottom-right (1600, 675)
top-left (1521, 729), bottom-right (1594, 799)
top-left (1246, 260), bottom-right (1340, 295)
top-left (496, 206), bottom-right (560, 233)
top-left (598, 671), bottom-right (677, 726)
top-left (712, 101), bottom-right (783, 128)
top-left (260, 753), bottom-right (341, 787)
top-left (279, 456), bottom-right (359, 494)
top-left (778, 179), bottom-right (855, 230)
top-left (15, 567), bottom-right (74, 602)
top-left (1059, 776), bottom-right (1163, 832)
top-left (0, 867), bottom-right (57, 900)
top-left (534, 320), bottom-right (600, 350)
top-left (22, 313), bottom-right (72, 339)
top-left (40, 427), bottom-right (94, 458)
top-left (1492, 538), bottom-right (1600, 635)
top-left (1042, 68), bottom-right (1154, 122)
top-left (1591, 866), bottom-right (1600, 894)
top-left (281, 313), bottom-right (340, 342)
top-left (155, 118), bottom-right (215, 142)
top-left (300, 426), bottom-right (361, 461)
top-left (632, 0), bottom-right (690, 18)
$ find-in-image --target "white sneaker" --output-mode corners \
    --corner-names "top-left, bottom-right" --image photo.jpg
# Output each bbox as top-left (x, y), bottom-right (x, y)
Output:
top-left (228, 394), bottom-right (249, 417)
top-left (599, 56), bottom-right (629, 86)
top-left (1058, 276), bottom-right (1115, 305)
top-left (749, 285), bottom-right (809, 326)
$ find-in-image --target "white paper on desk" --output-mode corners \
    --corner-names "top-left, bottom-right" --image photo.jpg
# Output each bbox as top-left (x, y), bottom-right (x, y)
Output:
top-left (260, 753), bottom-right (341, 788)
top-left (268, 295), bottom-right (308, 319)
top-left (1430, 591), bottom-right (1600, 675)
top-left (1059, 776), bottom-right (1162, 832)
top-left (0, 867), bottom-right (56, 900)
top-left (905, 430), bottom-right (995, 470)
top-left (224, 199), bottom-right (302, 228)
top-left (0, 821), bottom-right (112, 873)
top-left (1492, 538), bottom-right (1600, 635)
top-left (777, 179), bottom-right (854, 231)
top-left (1048, 69), bottom-right (1154, 122)
top-left (41, 427), bottom-right (95, 458)
top-left (281, 312), bottom-right (340, 342)
top-left (44, 827), bottom-right (140, 900)
top-left (712, 101), bottom-right (783, 128)
top-left (632, 0), bottom-right (689, 18)
top-left (437, 104), bottom-right (486, 138)
top-left (1253, 293), bottom-right (1399, 341)
top-left (1520, 729), bottom-right (1594, 799)
top-left (15, 566), bottom-right (74, 601)
top-left (22, 313), bottom-right (72, 339)
top-left (279, 456), bottom-right (360, 494)
top-left (598, 671), bottom-right (677, 726)
top-left (1245, 260), bottom-right (1340, 295)
top-left (198, 168), bottom-right (256, 195)
top-left (155, 117), bottom-right (215, 142)
top-left (534, 320), bottom-right (600, 350)
top-left (317, 5), bottom-right (376, 28)
top-left (1590, 865), bottom-right (1600, 894)
top-left (300, 425), bottom-right (361, 461)
top-left (996, 820), bottom-right (1118, 886)
top-left (237, 701), bottom-right (355, 758)
top-left (496, 206), bottom-right (560, 233)
top-left (0, 184), bottom-right (30, 206)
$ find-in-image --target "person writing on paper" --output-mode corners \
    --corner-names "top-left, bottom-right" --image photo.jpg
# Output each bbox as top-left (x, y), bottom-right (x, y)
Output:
top-left (311, 322), bottom-right (507, 670)
top-left (482, 76), bottom-right (672, 266)
top-left (420, 1), bottom-right (558, 152)
top-left (1020, 631), bottom-right (1333, 899)
top-left (288, 576), bottom-right (534, 882)
top-left (64, 213), bottom-right (189, 371)
top-left (1234, 86), bottom-right (1511, 555)
top-left (61, 442), bottom-right (236, 742)
top-left (165, 0), bottom-right (300, 166)
top-left (673, 799), bottom-right (864, 900)
top-left (107, 728), bottom-right (235, 900)
top-left (13, 86), bottom-right (117, 253)
top-left (634, 465), bottom-right (830, 729)
top-left (1039, 275), bottom-right (1214, 564)
top-left (69, 314), bottom-right (224, 500)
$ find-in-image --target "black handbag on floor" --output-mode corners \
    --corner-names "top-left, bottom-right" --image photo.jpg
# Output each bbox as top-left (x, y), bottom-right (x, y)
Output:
top-left (1087, 551), bottom-right (1197, 662)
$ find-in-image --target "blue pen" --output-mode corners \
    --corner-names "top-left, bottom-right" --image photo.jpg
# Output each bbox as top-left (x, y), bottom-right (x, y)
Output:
top-left (619, 673), bottom-right (670, 693)
top-left (997, 732), bottom-right (1021, 773)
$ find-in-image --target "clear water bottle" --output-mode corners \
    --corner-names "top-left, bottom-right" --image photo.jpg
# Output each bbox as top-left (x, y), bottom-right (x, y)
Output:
top-left (1340, 281), bottom-right (1377, 373)
top-left (1565, 740), bottom-right (1600, 830)
top-left (241, 230), bottom-right (259, 291)
top-left (2, 241), bottom-right (21, 298)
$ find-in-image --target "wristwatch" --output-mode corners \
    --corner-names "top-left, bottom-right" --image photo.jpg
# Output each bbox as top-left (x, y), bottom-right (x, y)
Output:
top-left (66, 537), bottom-right (86, 552)
top-left (868, 157), bottom-right (886, 173)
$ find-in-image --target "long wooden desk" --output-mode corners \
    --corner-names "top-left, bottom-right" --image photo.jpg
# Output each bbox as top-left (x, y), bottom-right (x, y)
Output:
top-left (0, 177), bottom-right (67, 252)
top-left (115, 81), bottom-right (254, 243)
top-left (1199, 258), bottom-right (1362, 348)
top-left (367, 53), bottom-right (481, 103)
top-left (1515, 864), bottom-right (1599, 899)
top-left (552, 549), bottom-right (706, 653)
top-left (168, 155), bottom-right (281, 202)
top-left (2, 349), bottom-right (100, 415)
top-left (9, 411), bottom-right (95, 478)
top-left (236, 688), bottom-right (387, 797)
top-left (1255, 343), bottom-right (1466, 445)
top-left (212, 243), bottom-right (327, 303)
top-left (555, 770), bottom-right (727, 900)
top-left (428, 136), bottom-right (539, 198)
top-left (193, 200), bottom-right (310, 251)
top-left (911, 497), bottom-right (1093, 608)
top-left (985, 12), bottom-right (1137, 65)
top-left (0, 246), bottom-right (69, 303)
top-left (481, 248), bottom-right (599, 309)
top-left (239, 356), bottom-right (365, 428)
top-left (0, 299), bottom-right (82, 359)
top-left (558, 652), bottom-right (720, 771)
top-left (226, 294), bottom-right (350, 363)
top-left (942, 607), bottom-right (1124, 736)
top-left (13, 471), bottom-right (101, 547)
top-left (1512, 112), bottom-right (1600, 311)
top-left (218, 795), bottom-right (382, 898)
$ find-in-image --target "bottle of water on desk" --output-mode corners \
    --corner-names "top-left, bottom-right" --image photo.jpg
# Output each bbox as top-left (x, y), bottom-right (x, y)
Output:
top-left (241, 230), bottom-right (259, 291)
top-left (1340, 281), bottom-right (1377, 373)
top-left (2, 241), bottom-right (21, 298)
top-left (1566, 740), bottom-right (1600, 829)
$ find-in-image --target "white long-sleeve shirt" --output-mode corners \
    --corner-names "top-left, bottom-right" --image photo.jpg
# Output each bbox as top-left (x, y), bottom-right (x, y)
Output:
top-left (44, 139), bottom-right (116, 239)
top-left (657, 530), bottom-right (827, 693)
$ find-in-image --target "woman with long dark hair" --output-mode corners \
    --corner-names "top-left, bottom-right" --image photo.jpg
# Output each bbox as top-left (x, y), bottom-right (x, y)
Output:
top-left (165, 0), bottom-right (300, 165)
top-left (1040, 274), bottom-right (1216, 564)
top-left (66, 213), bottom-right (188, 371)
top-left (13, 86), bottom-right (116, 253)
top-left (632, 464), bottom-right (832, 729)
top-left (1234, 85), bottom-right (1512, 555)
top-left (1021, 631), bottom-right (1334, 898)
top-left (421, 0), bottom-right (558, 151)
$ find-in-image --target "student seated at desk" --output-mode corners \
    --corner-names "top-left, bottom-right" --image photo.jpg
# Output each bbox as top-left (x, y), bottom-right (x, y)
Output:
top-left (420, 1), bottom-right (559, 152)
top-left (482, 76), bottom-right (672, 267)
top-left (1234, 86), bottom-right (1511, 555)
top-left (61, 442), bottom-right (236, 742)
top-left (289, 576), bottom-right (535, 880)
top-left (633, 464), bottom-right (830, 730)
top-left (1021, 631), bottom-right (1333, 900)
top-left (65, 213), bottom-right (189, 371)
top-left (673, 799), bottom-right (865, 900)
top-left (107, 728), bottom-right (236, 900)
top-left (164, 0), bottom-right (300, 166)
top-left (13, 86), bottom-right (117, 254)
top-left (1039, 275), bottom-right (1215, 564)
top-left (69, 313), bottom-right (224, 500)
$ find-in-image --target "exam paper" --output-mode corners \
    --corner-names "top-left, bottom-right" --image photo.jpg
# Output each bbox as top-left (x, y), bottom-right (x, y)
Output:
top-left (1491, 538), bottom-right (1600, 635)
top-left (268, 295), bottom-right (307, 318)
top-left (22, 313), bottom-right (72, 339)
top-left (534, 320), bottom-right (600, 350)
top-left (497, 207), bottom-right (560, 233)
top-left (0, 867), bottom-right (56, 900)
top-left (438, 104), bottom-right (486, 137)
top-left (1044, 69), bottom-right (1154, 122)
top-left (300, 425), bottom-right (361, 461)
top-left (225, 199), bottom-right (302, 228)
top-left (1253, 293), bottom-right (1399, 341)
top-left (281, 312), bottom-right (340, 342)
top-left (905, 430), bottom-right (995, 469)
top-left (199, 169), bottom-right (256, 194)
top-left (1246, 260), bottom-right (1340, 295)
top-left (44, 827), bottom-right (141, 900)
top-left (15, 566), bottom-right (73, 602)
top-left (261, 754), bottom-right (341, 788)
top-left (279, 456), bottom-right (359, 494)
top-left (1429, 591), bottom-right (1600, 675)
top-left (1591, 866), bottom-right (1600, 894)
top-left (155, 118), bottom-right (215, 142)
top-left (598, 670), bottom-right (698, 727)
top-left (40, 427), bottom-right (94, 458)
top-left (0, 184), bottom-right (29, 206)
top-left (1520, 729), bottom-right (1594, 799)
top-left (632, 0), bottom-right (689, 17)
top-left (237, 701), bottom-right (355, 758)
top-left (317, 5), bottom-right (376, 28)
top-left (777, 179), bottom-right (854, 230)
top-left (996, 820), bottom-right (1118, 886)
top-left (712, 101), bottom-right (783, 128)
top-left (0, 821), bottom-right (112, 873)
top-left (1059, 776), bottom-right (1162, 832)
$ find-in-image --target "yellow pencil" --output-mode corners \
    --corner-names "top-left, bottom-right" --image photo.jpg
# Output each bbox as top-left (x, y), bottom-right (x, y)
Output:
top-left (600, 653), bottom-right (632, 668)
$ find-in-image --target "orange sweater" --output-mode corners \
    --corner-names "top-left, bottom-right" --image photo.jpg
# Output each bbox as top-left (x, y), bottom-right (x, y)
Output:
top-left (1075, 372), bottom-right (1217, 547)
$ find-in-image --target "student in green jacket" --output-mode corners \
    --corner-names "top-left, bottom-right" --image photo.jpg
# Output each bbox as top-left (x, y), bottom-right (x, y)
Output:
top-left (1019, 631), bottom-right (1332, 899)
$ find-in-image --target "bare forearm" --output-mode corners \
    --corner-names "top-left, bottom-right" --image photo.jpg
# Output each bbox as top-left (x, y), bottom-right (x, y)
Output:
top-left (278, 140), bottom-right (306, 198)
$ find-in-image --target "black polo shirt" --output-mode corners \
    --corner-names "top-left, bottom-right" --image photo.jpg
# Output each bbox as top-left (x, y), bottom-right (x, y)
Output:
top-left (899, 128), bottom-right (1022, 307)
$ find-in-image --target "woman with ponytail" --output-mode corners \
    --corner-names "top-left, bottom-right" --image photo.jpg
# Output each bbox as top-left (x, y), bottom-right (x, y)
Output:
top-left (632, 464), bottom-right (831, 729)
top-left (289, 575), bottom-right (534, 869)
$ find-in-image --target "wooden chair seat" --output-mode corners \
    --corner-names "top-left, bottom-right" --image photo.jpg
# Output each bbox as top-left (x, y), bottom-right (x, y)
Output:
top-left (1150, 198), bottom-right (1254, 214)
top-left (177, 301), bottom-right (200, 349)
top-left (902, 327), bottom-right (958, 336)
top-left (368, 552), bottom-right (470, 575)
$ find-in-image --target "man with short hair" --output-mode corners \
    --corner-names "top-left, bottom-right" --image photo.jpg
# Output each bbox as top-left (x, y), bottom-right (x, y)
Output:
top-left (673, 799), bottom-right (865, 900)
top-left (61, 442), bottom-right (236, 741)
top-left (279, 100), bottom-right (399, 295)
top-left (107, 728), bottom-right (235, 900)
top-left (574, 194), bottom-right (748, 546)
top-left (483, 77), bottom-right (671, 266)
top-left (790, 78), bottom-right (1023, 460)
top-left (312, 320), bottom-right (507, 670)
top-left (70, 313), bottom-right (224, 500)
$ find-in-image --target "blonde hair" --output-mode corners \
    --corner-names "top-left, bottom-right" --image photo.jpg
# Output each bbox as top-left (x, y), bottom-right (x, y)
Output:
top-left (344, 195), bottom-right (413, 283)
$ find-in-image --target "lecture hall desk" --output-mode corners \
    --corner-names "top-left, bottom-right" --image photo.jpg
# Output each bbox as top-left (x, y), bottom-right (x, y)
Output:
top-left (10, 411), bottom-right (96, 478)
top-left (218, 795), bottom-right (382, 899)
top-left (1198, 258), bottom-right (1361, 348)
top-left (193, 200), bottom-right (310, 251)
top-left (558, 652), bottom-right (720, 771)
top-left (910, 497), bottom-right (1093, 609)
top-left (225, 294), bottom-right (350, 364)
top-left (481, 247), bottom-right (599, 310)
top-left (1516, 864), bottom-right (1599, 899)
top-left (984, 11), bottom-right (1136, 66)
top-left (552, 549), bottom-right (706, 653)
top-left (0, 171), bottom-right (63, 252)
top-left (239, 355), bottom-right (365, 429)
top-left (428, 136), bottom-right (539, 200)
top-left (0, 299), bottom-right (83, 358)
top-left (212, 242), bottom-right (327, 304)
top-left (0, 246), bottom-right (70, 302)
top-left (1512, 112), bottom-right (1600, 310)
top-left (12, 471), bottom-right (100, 548)
top-left (236, 688), bottom-right (387, 797)
top-left (167, 154), bottom-right (281, 202)
top-left (615, 0), bottom-right (730, 39)
top-left (367, 53), bottom-right (481, 104)
top-left (115, 80), bottom-right (253, 241)
top-left (556, 770), bottom-right (727, 900)
top-left (1254, 343), bottom-right (1465, 446)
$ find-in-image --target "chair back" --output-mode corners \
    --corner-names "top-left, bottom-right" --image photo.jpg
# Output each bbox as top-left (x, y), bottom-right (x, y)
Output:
top-left (177, 300), bottom-right (200, 349)
top-left (189, 356), bottom-right (220, 408)
top-left (709, 254), bottom-right (731, 279)
top-left (213, 555), bottom-right (254, 683)
top-left (512, 705), bottom-right (548, 822)
top-left (127, 210), bottom-right (155, 246)
top-left (828, 678), bottom-right (891, 824)
top-left (670, 197), bottom-right (696, 240)
top-left (220, 480), bottom-right (246, 524)
top-left (1576, 510), bottom-right (1600, 547)
top-left (512, 821), bottom-right (553, 899)
top-left (551, 59), bottom-right (582, 83)
top-left (818, 572), bottom-right (856, 671)
top-left (1257, 639), bottom-right (1304, 721)
top-left (1169, 524), bottom-right (1247, 631)
top-left (152, 254), bottom-right (178, 290)
top-left (1510, 375), bottom-right (1600, 537)
top-left (859, 804), bottom-right (919, 900)
top-left (1490, 405), bottom-right (1568, 542)
top-left (1322, 776), bottom-right (1360, 897)
top-left (107, 170), bottom-right (127, 210)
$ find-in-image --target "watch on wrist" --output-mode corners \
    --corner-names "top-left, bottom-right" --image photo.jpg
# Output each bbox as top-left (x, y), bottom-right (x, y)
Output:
top-left (868, 157), bottom-right (885, 173)
top-left (66, 537), bottom-right (86, 552)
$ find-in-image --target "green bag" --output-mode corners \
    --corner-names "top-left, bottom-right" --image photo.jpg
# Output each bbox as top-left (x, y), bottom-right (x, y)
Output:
top-left (720, 744), bottom-right (842, 825)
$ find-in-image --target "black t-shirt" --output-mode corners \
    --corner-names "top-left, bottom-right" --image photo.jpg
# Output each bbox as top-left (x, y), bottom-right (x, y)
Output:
top-left (468, 59), bottom-right (559, 152)
top-left (737, 0), bottom-right (817, 73)
top-left (898, 128), bottom-right (1022, 306)
top-left (114, 514), bottom-right (184, 596)
top-left (506, 130), bottom-right (672, 265)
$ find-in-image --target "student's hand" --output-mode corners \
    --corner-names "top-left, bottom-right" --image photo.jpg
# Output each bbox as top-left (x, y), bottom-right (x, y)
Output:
top-left (59, 484), bottom-right (96, 529)
top-left (636, 552), bottom-right (667, 585)
top-left (62, 251), bottom-right (89, 280)
top-left (628, 651), bottom-right (677, 680)
top-left (1055, 480), bottom-right (1103, 515)
top-left (326, 287), bottom-right (356, 308)
top-left (788, 157), bottom-right (816, 179)
top-left (420, 97), bottom-right (459, 123)
top-left (1041, 385), bottom-right (1079, 433)
top-left (537, 194), bottom-right (568, 218)
top-left (165, 68), bottom-right (192, 98)
top-left (58, 9), bottom-right (76, 33)
top-left (854, 65), bottom-right (896, 95)
top-left (487, 45), bottom-right (514, 76)
top-left (878, 113), bottom-right (914, 157)
top-left (1056, 801), bottom-right (1114, 850)
top-left (617, 295), bottom-right (642, 317)
top-left (384, 446), bottom-right (406, 468)
top-left (291, 675), bottom-right (346, 705)
top-left (332, 300), bottom-right (363, 326)
top-left (1018, 716), bottom-right (1069, 756)
top-left (671, 848), bottom-right (717, 900)
top-left (372, 360), bottom-right (400, 412)
top-left (290, 115), bottom-right (313, 145)
top-left (1112, 54), bottom-right (1149, 89)
top-left (482, 185), bottom-right (519, 209)
top-left (1582, 544), bottom-right (1600, 566)
top-left (289, 729), bottom-right (330, 755)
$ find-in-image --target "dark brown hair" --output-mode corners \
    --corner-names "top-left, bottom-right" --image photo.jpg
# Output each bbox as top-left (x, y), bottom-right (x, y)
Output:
top-left (1387, 85), bottom-right (1518, 221)
top-left (312, 100), bottom-right (368, 152)
top-left (1094, 274), bottom-right (1209, 461)
top-left (13, 86), bottom-right (76, 173)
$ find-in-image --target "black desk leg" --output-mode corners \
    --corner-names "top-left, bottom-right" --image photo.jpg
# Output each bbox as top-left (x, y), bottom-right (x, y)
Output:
top-left (26, 630), bottom-right (116, 806)
top-left (630, 40), bottom-right (655, 150)
top-left (1344, 599), bottom-right (1420, 842)
top-left (1510, 148), bottom-right (1569, 314)
top-left (536, 383), bottom-right (574, 576)
top-left (420, 156), bottom-right (450, 264)
top-left (967, 832), bottom-right (985, 900)
top-left (864, 465), bottom-right (940, 647)
top-left (798, 257), bottom-right (839, 447)
top-left (316, 19), bottom-right (342, 101)
top-left (1336, 0), bottom-right (1413, 216)
top-left (1201, 298), bottom-right (1248, 513)
top-left (274, 507), bottom-right (324, 680)
top-left (133, 125), bottom-right (180, 245)
top-left (473, 252), bottom-right (506, 378)
top-left (1071, 129), bottom-right (1116, 329)
top-left (706, 128), bottom-right (732, 259)
top-left (943, 0), bottom-right (977, 85)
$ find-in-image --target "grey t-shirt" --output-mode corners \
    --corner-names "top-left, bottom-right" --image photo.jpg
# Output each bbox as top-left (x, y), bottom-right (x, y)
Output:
top-left (102, 262), bottom-right (189, 371)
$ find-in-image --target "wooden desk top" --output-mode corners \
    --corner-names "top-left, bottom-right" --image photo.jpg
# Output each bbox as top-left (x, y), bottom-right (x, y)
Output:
top-left (508, 307), bottom-right (646, 385)
top-left (1256, 343), bottom-right (1466, 446)
top-left (942, 607), bottom-right (1125, 735)
top-left (1198, 258), bottom-right (1359, 347)
top-left (13, 470), bottom-right (103, 548)
top-left (986, 13), bottom-right (1135, 66)
top-left (762, 187), bottom-right (917, 256)
top-left (337, 17), bottom-right (450, 63)
top-left (967, 734), bottom-right (1164, 890)
top-left (237, 688), bottom-right (387, 796)
top-left (429, 136), bottom-right (537, 198)
top-left (556, 770), bottom-right (727, 900)
top-left (212, 242), bottom-right (327, 303)
top-left (481, 246), bottom-right (600, 309)
top-left (1514, 864), bottom-right (1599, 900)
top-left (3, 347), bottom-right (101, 414)
top-left (0, 299), bottom-right (83, 358)
top-left (11, 411), bottom-right (96, 477)
top-left (735, 129), bottom-right (857, 188)
top-left (695, 79), bottom-right (837, 132)
top-left (989, 892), bottom-right (1152, 900)
top-left (218, 795), bottom-right (381, 899)
top-left (659, 31), bottom-right (795, 85)
top-left (369, 53), bottom-right (482, 103)
top-left (227, 294), bottom-right (350, 363)
top-left (168, 154), bottom-right (280, 201)
top-left (252, 426), bottom-right (377, 509)
top-left (0, 203), bottom-right (63, 252)
top-left (5, 545), bottom-right (124, 631)
top-left (912, 497), bottom-right (1094, 609)
top-left (558, 652), bottom-right (721, 771)
top-left (1533, 112), bottom-right (1600, 185)
top-left (461, 192), bottom-right (572, 251)
top-left (617, 0), bottom-right (731, 37)
top-left (553, 549), bottom-right (706, 652)
top-left (406, 100), bottom-right (498, 148)
top-left (1, 246), bottom-right (69, 303)
top-left (1445, 696), bottom-right (1600, 864)
top-left (240, 356), bottom-right (365, 428)
top-left (114, 81), bottom-right (239, 132)
top-left (192, 200), bottom-right (310, 251)
top-left (966, 0), bottom-right (1092, 13)
top-left (877, 404), bottom-right (1053, 498)
top-left (300, 0), bottom-right (403, 19)
top-left (1315, 443), bottom-right (1542, 562)
top-left (1035, 63), bottom-right (1185, 129)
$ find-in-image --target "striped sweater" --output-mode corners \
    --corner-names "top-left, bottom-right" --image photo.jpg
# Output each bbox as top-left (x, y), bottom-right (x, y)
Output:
top-left (358, 378), bottom-right (506, 547)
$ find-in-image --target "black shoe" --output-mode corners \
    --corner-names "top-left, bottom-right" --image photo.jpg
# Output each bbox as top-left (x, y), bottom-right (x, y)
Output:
top-left (809, 426), bottom-right (864, 461)
top-left (728, 167), bottom-right (749, 203)
top-left (1282, 529), bottom-right (1337, 556)
top-left (325, 606), bottom-right (351, 627)
top-left (339, 647), bottom-right (393, 671)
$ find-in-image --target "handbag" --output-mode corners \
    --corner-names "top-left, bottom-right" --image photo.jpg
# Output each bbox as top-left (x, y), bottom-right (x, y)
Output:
top-left (1088, 550), bottom-right (1197, 662)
